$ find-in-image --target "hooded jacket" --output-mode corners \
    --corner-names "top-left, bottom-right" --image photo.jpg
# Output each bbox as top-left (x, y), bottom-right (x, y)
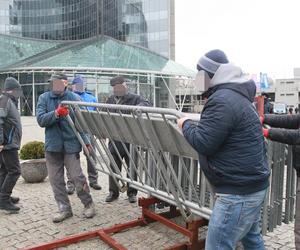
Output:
top-left (182, 63), bottom-right (270, 195)
top-left (0, 94), bottom-right (22, 150)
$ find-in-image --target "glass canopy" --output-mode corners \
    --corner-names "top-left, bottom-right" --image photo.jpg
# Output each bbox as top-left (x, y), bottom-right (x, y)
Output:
top-left (0, 34), bottom-right (194, 77)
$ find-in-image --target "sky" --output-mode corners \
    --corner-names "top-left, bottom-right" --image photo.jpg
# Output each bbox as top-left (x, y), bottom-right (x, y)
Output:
top-left (175, 0), bottom-right (300, 80)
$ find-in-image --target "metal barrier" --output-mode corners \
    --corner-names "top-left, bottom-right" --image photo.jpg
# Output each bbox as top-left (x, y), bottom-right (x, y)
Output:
top-left (24, 101), bottom-right (297, 250)
top-left (66, 102), bottom-right (213, 221)
top-left (261, 143), bottom-right (297, 234)
top-left (65, 101), bottom-right (297, 231)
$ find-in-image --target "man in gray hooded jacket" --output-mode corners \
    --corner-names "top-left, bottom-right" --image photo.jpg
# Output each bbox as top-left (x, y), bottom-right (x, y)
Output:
top-left (178, 50), bottom-right (269, 250)
top-left (0, 77), bottom-right (23, 213)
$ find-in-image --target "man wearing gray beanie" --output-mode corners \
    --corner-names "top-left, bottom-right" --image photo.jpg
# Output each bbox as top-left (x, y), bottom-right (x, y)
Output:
top-left (178, 50), bottom-right (269, 249)
top-left (0, 77), bottom-right (23, 213)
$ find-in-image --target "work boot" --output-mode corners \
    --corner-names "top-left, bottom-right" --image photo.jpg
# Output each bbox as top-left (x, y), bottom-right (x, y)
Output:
top-left (83, 202), bottom-right (96, 218)
top-left (128, 194), bottom-right (137, 203)
top-left (105, 191), bottom-right (119, 202)
top-left (89, 183), bottom-right (102, 190)
top-left (52, 210), bottom-right (73, 223)
top-left (0, 199), bottom-right (20, 213)
top-left (66, 182), bottom-right (75, 195)
top-left (10, 196), bottom-right (20, 204)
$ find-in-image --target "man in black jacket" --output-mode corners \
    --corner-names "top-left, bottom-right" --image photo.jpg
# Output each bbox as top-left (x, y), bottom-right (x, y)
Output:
top-left (0, 77), bottom-right (23, 213)
top-left (105, 76), bottom-right (150, 203)
top-left (262, 115), bottom-right (300, 249)
top-left (178, 50), bottom-right (270, 250)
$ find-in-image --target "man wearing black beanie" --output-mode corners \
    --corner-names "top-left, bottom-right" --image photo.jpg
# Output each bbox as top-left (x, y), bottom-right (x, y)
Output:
top-left (178, 50), bottom-right (269, 249)
top-left (0, 77), bottom-right (23, 213)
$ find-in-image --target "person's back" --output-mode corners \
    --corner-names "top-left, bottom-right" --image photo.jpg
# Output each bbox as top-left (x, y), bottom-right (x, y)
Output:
top-left (178, 50), bottom-right (269, 250)
top-left (198, 81), bottom-right (269, 194)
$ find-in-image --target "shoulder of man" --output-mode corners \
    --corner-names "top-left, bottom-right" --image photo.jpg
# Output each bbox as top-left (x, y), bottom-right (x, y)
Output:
top-left (84, 92), bottom-right (97, 101)
top-left (0, 94), bottom-right (9, 109)
top-left (0, 94), bottom-right (10, 117)
top-left (66, 90), bottom-right (81, 101)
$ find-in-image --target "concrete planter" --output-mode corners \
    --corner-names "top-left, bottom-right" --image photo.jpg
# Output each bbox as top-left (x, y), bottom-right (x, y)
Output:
top-left (20, 158), bottom-right (48, 183)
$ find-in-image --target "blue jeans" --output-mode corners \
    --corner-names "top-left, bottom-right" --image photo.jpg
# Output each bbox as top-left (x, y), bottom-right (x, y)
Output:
top-left (205, 189), bottom-right (267, 250)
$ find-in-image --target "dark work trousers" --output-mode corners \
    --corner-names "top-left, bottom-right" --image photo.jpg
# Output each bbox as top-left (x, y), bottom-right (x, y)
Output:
top-left (0, 149), bottom-right (21, 201)
top-left (295, 177), bottom-right (300, 250)
top-left (46, 152), bottom-right (93, 212)
top-left (109, 151), bottom-right (138, 197)
top-left (66, 155), bottom-right (98, 187)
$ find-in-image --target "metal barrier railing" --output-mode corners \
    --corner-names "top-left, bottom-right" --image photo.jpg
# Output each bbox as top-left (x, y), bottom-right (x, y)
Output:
top-left (62, 101), bottom-right (296, 233)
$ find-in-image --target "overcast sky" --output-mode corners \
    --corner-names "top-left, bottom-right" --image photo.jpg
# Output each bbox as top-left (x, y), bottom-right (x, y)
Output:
top-left (175, 0), bottom-right (300, 79)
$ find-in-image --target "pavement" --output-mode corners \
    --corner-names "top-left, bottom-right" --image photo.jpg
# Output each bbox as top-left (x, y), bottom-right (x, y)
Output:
top-left (0, 116), bottom-right (296, 250)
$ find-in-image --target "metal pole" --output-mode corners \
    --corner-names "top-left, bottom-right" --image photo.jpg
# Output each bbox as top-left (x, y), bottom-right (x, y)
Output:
top-left (32, 72), bottom-right (36, 116)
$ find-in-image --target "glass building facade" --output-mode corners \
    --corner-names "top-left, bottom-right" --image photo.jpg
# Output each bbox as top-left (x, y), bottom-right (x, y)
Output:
top-left (0, 0), bottom-right (175, 59)
top-left (0, 0), bottom-right (192, 117)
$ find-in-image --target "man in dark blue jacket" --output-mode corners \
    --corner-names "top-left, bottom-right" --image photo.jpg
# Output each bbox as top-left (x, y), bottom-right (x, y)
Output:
top-left (105, 76), bottom-right (150, 204)
top-left (178, 50), bottom-right (270, 250)
top-left (36, 73), bottom-right (95, 223)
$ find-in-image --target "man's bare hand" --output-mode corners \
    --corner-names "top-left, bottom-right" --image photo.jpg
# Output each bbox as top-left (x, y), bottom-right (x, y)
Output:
top-left (0, 145), bottom-right (4, 152)
top-left (177, 117), bottom-right (190, 130)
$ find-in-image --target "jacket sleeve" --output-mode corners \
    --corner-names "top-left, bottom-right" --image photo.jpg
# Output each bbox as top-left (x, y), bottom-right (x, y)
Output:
top-left (36, 94), bottom-right (57, 128)
top-left (137, 96), bottom-right (151, 107)
top-left (269, 128), bottom-right (300, 145)
top-left (0, 102), bottom-right (8, 145)
top-left (182, 97), bottom-right (234, 156)
top-left (264, 114), bottom-right (300, 129)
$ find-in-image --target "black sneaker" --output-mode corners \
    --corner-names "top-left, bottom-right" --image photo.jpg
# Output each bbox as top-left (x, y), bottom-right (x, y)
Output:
top-left (10, 196), bottom-right (20, 204)
top-left (128, 195), bottom-right (137, 203)
top-left (105, 192), bottom-right (119, 202)
top-left (89, 183), bottom-right (102, 190)
top-left (0, 200), bottom-right (20, 213)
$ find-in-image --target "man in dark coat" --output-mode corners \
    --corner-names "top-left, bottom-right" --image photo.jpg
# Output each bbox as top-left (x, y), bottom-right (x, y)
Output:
top-left (105, 76), bottom-right (150, 203)
top-left (262, 114), bottom-right (300, 249)
top-left (177, 50), bottom-right (270, 249)
top-left (0, 77), bottom-right (23, 213)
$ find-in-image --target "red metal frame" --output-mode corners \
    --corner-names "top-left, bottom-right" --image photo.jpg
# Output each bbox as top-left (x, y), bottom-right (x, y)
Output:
top-left (23, 197), bottom-right (207, 250)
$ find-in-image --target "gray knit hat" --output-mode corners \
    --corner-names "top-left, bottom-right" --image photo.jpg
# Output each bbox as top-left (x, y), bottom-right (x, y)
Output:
top-left (4, 77), bottom-right (21, 91)
top-left (197, 49), bottom-right (229, 79)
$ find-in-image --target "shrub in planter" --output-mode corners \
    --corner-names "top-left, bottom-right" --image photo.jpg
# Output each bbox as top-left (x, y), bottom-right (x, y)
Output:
top-left (20, 141), bottom-right (47, 183)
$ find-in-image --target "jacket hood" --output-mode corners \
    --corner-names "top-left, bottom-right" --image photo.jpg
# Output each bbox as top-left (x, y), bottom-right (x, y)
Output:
top-left (211, 63), bottom-right (250, 85)
top-left (205, 63), bottom-right (256, 102)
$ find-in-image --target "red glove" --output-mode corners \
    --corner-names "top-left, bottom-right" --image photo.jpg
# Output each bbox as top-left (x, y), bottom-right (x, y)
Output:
top-left (55, 105), bottom-right (69, 117)
top-left (262, 128), bottom-right (269, 138)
